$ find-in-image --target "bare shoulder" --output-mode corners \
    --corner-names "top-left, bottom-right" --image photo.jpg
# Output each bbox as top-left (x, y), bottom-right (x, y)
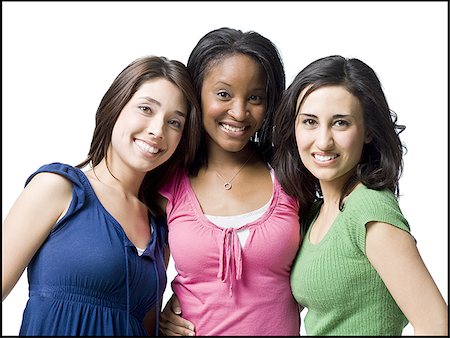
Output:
top-left (26, 171), bottom-right (73, 196)
top-left (3, 171), bottom-right (74, 244)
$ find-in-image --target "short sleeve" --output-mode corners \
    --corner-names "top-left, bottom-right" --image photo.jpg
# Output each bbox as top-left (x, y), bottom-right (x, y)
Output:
top-left (345, 187), bottom-right (410, 254)
top-left (25, 162), bottom-right (88, 232)
top-left (158, 168), bottom-right (185, 217)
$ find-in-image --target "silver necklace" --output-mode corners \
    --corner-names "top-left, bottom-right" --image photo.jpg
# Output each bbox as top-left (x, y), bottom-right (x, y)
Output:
top-left (215, 151), bottom-right (253, 190)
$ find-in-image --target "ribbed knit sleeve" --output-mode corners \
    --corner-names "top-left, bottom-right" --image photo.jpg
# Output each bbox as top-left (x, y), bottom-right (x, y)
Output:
top-left (344, 187), bottom-right (410, 254)
top-left (290, 185), bottom-right (410, 335)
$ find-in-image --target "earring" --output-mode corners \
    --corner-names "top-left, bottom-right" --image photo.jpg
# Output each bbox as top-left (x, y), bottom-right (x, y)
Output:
top-left (252, 131), bottom-right (260, 143)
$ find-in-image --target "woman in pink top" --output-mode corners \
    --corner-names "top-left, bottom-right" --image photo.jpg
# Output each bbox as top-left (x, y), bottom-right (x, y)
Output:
top-left (158, 27), bottom-right (302, 336)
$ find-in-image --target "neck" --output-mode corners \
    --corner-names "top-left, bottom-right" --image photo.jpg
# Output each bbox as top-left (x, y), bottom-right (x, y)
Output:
top-left (319, 176), bottom-right (347, 208)
top-left (92, 159), bottom-right (144, 198)
top-left (319, 172), bottom-right (359, 208)
top-left (205, 143), bottom-right (256, 191)
top-left (207, 143), bottom-right (254, 169)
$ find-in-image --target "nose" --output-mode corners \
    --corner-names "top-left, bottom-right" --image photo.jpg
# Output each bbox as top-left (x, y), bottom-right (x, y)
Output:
top-left (316, 126), bottom-right (334, 149)
top-left (146, 114), bottom-right (165, 139)
top-left (228, 99), bottom-right (248, 121)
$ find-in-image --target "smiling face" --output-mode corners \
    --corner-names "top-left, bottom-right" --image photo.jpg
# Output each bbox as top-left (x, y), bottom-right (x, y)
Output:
top-left (110, 78), bottom-right (188, 173)
top-left (200, 53), bottom-right (267, 153)
top-left (295, 85), bottom-right (370, 190)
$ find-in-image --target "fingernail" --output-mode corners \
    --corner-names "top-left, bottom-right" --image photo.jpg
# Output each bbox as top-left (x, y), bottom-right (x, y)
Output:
top-left (189, 325), bottom-right (194, 331)
top-left (188, 333), bottom-right (195, 336)
top-left (174, 308), bottom-right (181, 315)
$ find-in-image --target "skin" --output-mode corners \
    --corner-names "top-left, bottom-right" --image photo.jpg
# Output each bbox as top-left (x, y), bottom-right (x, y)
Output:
top-left (159, 53), bottom-right (273, 336)
top-left (295, 85), bottom-right (448, 335)
top-left (200, 53), bottom-right (267, 155)
top-left (191, 53), bottom-right (271, 216)
top-left (2, 78), bottom-right (188, 335)
top-left (295, 85), bottom-right (370, 243)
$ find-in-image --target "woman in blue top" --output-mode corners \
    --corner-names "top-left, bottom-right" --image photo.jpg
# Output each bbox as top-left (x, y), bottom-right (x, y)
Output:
top-left (2, 55), bottom-right (201, 336)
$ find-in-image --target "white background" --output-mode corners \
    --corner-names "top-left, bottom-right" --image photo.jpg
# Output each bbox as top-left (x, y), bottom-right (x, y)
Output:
top-left (2, 2), bottom-right (447, 336)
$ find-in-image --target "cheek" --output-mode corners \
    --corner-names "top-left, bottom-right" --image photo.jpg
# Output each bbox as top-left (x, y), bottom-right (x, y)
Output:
top-left (171, 131), bottom-right (183, 145)
top-left (166, 132), bottom-right (183, 156)
top-left (253, 106), bottom-right (267, 127)
top-left (348, 131), bottom-right (365, 149)
top-left (110, 118), bottom-right (125, 143)
top-left (201, 95), bottom-right (222, 118)
top-left (295, 129), bottom-right (309, 158)
top-left (295, 124), bottom-right (309, 147)
top-left (337, 132), bottom-right (366, 160)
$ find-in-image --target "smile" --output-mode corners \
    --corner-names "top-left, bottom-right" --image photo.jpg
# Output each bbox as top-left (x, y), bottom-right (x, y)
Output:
top-left (220, 123), bottom-right (247, 133)
top-left (313, 153), bottom-right (338, 162)
top-left (135, 139), bottom-right (160, 154)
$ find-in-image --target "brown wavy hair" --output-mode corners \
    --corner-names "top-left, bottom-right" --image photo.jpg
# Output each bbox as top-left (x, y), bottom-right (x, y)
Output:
top-left (272, 55), bottom-right (406, 233)
top-left (76, 55), bottom-right (201, 216)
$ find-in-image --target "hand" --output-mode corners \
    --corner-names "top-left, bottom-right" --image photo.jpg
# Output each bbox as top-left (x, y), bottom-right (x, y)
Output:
top-left (159, 293), bottom-right (195, 336)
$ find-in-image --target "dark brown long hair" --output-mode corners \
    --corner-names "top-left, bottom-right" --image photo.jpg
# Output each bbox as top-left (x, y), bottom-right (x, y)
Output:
top-left (76, 56), bottom-right (201, 215)
top-left (272, 55), bottom-right (406, 233)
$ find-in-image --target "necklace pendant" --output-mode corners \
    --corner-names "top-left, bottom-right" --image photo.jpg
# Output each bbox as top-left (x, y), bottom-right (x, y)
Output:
top-left (224, 183), bottom-right (232, 190)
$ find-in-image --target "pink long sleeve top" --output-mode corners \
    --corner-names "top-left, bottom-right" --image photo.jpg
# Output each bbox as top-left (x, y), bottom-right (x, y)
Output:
top-left (159, 169), bottom-right (301, 336)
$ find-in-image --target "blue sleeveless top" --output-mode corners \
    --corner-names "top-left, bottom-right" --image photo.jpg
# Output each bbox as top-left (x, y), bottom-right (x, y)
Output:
top-left (19, 163), bottom-right (167, 336)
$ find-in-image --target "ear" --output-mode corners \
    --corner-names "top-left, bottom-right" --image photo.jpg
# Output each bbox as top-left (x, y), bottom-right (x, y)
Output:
top-left (364, 131), bottom-right (372, 144)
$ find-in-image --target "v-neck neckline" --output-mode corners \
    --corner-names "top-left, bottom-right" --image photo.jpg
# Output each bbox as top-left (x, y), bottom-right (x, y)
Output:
top-left (77, 167), bottom-right (154, 255)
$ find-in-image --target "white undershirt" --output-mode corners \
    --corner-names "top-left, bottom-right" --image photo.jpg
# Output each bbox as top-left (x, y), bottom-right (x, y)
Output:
top-left (136, 247), bottom-right (145, 256)
top-left (205, 169), bottom-right (274, 247)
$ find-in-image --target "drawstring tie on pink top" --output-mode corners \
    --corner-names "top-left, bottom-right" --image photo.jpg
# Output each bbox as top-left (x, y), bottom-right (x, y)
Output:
top-left (217, 228), bottom-right (242, 297)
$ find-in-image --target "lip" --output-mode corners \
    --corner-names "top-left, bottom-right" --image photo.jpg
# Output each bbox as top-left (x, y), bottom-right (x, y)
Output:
top-left (134, 138), bottom-right (163, 157)
top-left (219, 121), bottom-right (249, 136)
top-left (311, 152), bottom-right (339, 166)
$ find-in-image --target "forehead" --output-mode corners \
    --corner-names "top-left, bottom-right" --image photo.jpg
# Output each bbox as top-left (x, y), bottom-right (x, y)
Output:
top-left (297, 85), bottom-right (362, 114)
top-left (135, 78), bottom-right (188, 110)
top-left (204, 53), bottom-right (266, 83)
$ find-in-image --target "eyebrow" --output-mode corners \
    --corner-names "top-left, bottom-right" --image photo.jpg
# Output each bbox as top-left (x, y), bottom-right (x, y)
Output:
top-left (215, 81), bottom-right (232, 87)
top-left (215, 81), bottom-right (266, 92)
top-left (139, 96), bottom-right (187, 118)
top-left (299, 113), bottom-right (354, 119)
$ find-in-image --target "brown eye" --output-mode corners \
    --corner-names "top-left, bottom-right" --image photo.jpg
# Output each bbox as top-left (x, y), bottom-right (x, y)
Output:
top-left (217, 91), bottom-right (230, 99)
top-left (334, 120), bottom-right (350, 127)
top-left (168, 119), bottom-right (182, 129)
top-left (139, 106), bottom-right (152, 114)
top-left (249, 95), bottom-right (264, 104)
top-left (303, 119), bottom-right (316, 126)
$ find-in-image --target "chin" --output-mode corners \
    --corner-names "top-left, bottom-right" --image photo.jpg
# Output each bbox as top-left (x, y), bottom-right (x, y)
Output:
top-left (312, 172), bottom-right (340, 182)
top-left (220, 142), bottom-right (248, 153)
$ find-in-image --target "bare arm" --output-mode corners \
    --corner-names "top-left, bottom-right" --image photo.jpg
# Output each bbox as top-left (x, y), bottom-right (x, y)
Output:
top-left (2, 172), bottom-right (72, 301)
top-left (366, 221), bottom-right (448, 336)
top-left (159, 293), bottom-right (195, 336)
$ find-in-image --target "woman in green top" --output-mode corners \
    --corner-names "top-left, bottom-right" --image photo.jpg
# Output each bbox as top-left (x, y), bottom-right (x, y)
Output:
top-left (272, 55), bottom-right (448, 335)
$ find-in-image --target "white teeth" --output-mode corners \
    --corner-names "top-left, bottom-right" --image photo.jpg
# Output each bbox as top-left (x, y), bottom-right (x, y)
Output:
top-left (221, 123), bottom-right (246, 132)
top-left (314, 154), bottom-right (337, 162)
top-left (135, 140), bottom-right (159, 154)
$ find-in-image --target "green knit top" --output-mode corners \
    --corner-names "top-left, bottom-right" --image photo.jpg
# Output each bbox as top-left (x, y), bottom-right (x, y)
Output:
top-left (290, 185), bottom-right (410, 336)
